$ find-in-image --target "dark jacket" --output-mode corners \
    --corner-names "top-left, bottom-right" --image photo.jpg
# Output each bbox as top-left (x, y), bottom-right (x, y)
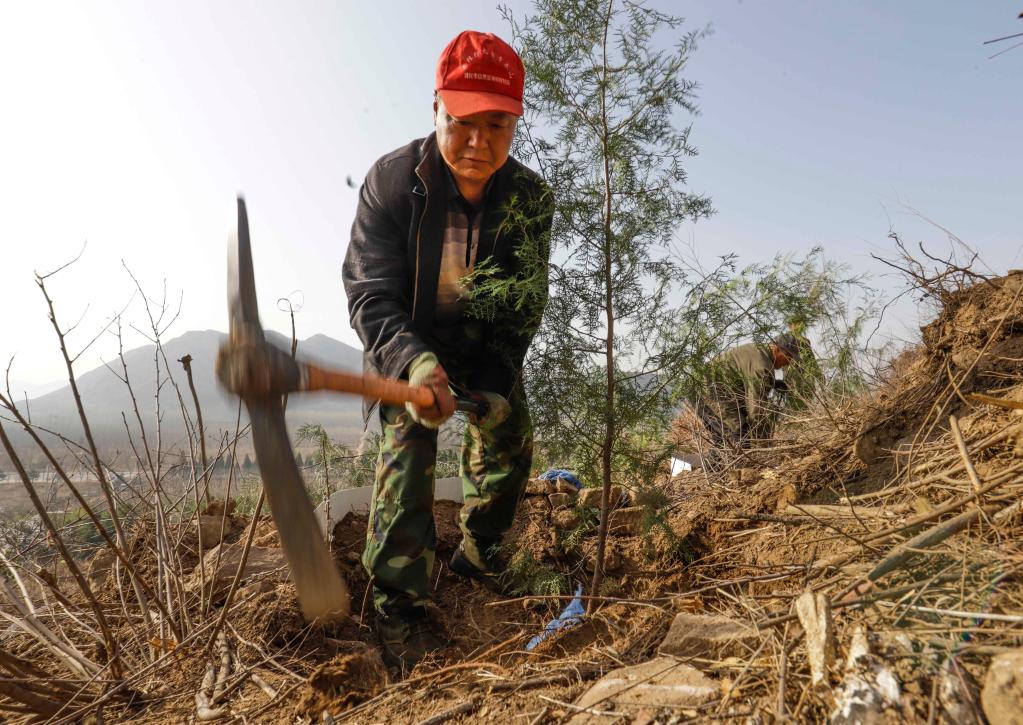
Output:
top-left (342, 133), bottom-right (553, 404)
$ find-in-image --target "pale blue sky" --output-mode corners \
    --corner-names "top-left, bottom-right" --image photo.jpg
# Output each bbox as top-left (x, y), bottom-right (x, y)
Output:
top-left (1, 1), bottom-right (1020, 390)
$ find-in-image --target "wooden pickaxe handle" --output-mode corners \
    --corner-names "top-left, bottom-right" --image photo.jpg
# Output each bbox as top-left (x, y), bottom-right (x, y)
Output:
top-left (303, 364), bottom-right (435, 408)
top-left (304, 363), bottom-right (484, 414)
top-left (217, 341), bottom-right (486, 415)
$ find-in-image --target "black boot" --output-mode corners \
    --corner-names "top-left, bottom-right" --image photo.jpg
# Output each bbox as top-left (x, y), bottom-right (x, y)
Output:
top-left (449, 539), bottom-right (512, 595)
top-left (374, 604), bottom-right (445, 674)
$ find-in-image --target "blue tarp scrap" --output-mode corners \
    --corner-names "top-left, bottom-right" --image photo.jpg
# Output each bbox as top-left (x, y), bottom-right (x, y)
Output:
top-left (525, 584), bottom-right (585, 651)
top-left (538, 468), bottom-right (583, 490)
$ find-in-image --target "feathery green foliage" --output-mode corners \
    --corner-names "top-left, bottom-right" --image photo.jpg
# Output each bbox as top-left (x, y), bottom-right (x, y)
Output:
top-left (483, 0), bottom-right (878, 601)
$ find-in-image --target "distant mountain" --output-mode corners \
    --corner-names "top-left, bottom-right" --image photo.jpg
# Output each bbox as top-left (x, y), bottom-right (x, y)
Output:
top-left (5, 379), bottom-right (65, 400)
top-left (8, 330), bottom-right (368, 453)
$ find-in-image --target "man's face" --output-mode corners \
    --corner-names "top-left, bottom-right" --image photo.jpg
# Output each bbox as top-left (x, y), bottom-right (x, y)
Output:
top-left (434, 98), bottom-right (517, 187)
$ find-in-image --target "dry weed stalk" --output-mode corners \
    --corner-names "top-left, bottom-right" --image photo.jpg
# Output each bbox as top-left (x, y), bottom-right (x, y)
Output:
top-left (0, 258), bottom-right (296, 722)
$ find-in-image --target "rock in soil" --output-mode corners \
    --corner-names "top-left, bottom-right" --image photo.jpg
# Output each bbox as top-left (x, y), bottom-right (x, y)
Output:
top-left (794, 589), bottom-right (835, 691)
top-left (982, 648), bottom-right (1023, 725)
top-left (578, 488), bottom-right (602, 508)
top-left (555, 479), bottom-right (579, 496)
top-left (657, 612), bottom-right (759, 660)
top-left (578, 486), bottom-right (629, 509)
top-left (548, 492), bottom-right (574, 509)
top-left (830, 626), bottom-right (902, 725)
top-left (198, 514), bottom-right (233, 548)
top-left (203, 497), bottom-right (237, 517)
top-left (938, 657), bottom-right (983, 724)
top-left (552, 508), bottom-right (581, 529)
top-left (568, 657), bottom-right (718, 724)
top-left (608, 506), bottom-right (645, 536)
top-left (525, 478), bottom-right (556, 496)
top-left (188, 543), bottom-right (287, 597)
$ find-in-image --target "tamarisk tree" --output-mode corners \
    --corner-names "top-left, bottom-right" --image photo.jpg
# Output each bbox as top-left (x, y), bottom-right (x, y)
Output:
top-left (501, 0), bottom-right (714, 603)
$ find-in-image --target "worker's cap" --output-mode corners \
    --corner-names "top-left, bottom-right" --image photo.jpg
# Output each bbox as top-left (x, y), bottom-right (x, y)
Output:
top-left (772, 333), bottom-right (801, 359)
top-left (435, 30), bottom-right (524, 117)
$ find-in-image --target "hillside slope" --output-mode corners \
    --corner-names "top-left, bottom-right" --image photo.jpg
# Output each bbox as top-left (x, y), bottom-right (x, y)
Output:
top-left (4, 272), bottom-right (1023, 723)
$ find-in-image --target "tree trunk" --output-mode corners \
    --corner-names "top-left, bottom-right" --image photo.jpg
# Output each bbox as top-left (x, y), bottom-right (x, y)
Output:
top-left (588, 0), bottom-right (616, 614)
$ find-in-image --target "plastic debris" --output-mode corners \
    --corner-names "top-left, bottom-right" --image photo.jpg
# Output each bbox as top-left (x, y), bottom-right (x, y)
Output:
top-left (525, 584), bottom-right (585, 651)
top-left (538, 469), bottom-right (584, 490)
top-left (794, 589), bottom-right (835, 692)
top-left (830, 626), bottom-right (902, 724)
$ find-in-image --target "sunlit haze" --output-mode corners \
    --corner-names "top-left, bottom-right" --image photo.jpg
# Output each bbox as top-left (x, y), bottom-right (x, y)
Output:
top-left (2, 1), bottom-right (1020, 392)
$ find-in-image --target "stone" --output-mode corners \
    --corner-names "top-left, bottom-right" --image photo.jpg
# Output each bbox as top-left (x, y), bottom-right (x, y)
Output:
top-left (830, 626), bottom-right (902, 725)
top-left (548, 493), bottom-right (573, 509)
top-left (568, 657), bottom-right (717, 724)
top-left (188, 543), bottom-right (288, 597)
top-left (198, 514), bottom-right (233, 548)
top-left (578, 486), bottom-right (629, 509)
top-left (555, 479), bottom-right (579, 496)
top-left (86, 548), bottom-right (117, 585)
top-left (204, 498), bottom-right (237, 517)
top-left (982, 648), bottom-right (1023, 725)
top-left (658, 612), bottom-right (759, 661)
top-left (578, 487), bottom-right (602, 508)
top-left (552, 508), bottom-right (581, 530)
top-left (609, 506), bottom-right (646, 536)
top-left (525, 478), bottom-right (552, 496)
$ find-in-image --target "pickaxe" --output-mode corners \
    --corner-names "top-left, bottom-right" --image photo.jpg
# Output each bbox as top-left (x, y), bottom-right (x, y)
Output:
top-left (216, 197), bottom-right (482, 622)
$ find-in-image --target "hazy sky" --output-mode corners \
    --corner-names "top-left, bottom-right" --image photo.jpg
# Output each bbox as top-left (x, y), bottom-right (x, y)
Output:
top-left (2, 1), bottom-right (1020, 392)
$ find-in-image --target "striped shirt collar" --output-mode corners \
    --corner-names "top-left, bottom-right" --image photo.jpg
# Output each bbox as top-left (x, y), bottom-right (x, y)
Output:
top-left (443, 163), bottom-right (495, 212)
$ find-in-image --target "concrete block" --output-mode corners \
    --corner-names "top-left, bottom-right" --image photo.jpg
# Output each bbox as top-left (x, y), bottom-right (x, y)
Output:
top-left (658, 612), bottom-right (759, 660)
top-left (568, 657), bottom-right (717, 724)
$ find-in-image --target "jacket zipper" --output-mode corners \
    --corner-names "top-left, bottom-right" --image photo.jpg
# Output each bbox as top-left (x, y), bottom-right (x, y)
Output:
top-left (412, 168), bottom-right (428, 318)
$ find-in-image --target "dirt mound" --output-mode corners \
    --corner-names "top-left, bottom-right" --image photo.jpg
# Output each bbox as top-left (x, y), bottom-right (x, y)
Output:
top-left (298, 644), bottom-right (388, 714)
top-left (855, 272), bottom-right (1023, 472)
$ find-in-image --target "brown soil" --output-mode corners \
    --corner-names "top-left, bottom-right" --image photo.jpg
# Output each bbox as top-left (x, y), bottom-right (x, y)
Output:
top-left (7, 272), bottom-right (1023, 724)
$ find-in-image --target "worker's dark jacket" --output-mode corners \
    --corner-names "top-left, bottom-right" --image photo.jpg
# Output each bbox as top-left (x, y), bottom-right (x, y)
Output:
top-left (342, 133), bottom-right (553, 412)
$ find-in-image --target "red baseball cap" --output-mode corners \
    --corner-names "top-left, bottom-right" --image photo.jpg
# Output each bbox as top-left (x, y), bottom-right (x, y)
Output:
top-left (435, 30), bottom-right (524, 118)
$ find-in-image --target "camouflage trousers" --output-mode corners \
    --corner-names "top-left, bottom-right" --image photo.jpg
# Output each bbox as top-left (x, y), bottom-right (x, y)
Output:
top-left (362, 391), bottom-right (533, 614)
top-left (695, 398), bottom-right (748, 451)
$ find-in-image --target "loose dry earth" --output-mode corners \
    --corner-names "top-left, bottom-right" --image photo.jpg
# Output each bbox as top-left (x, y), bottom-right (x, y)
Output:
top-left (5, 272), bottom-right (1023, 723)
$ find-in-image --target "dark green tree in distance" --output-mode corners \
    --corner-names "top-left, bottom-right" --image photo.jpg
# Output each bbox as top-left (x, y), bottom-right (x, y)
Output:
top-left (294, 424), bottom-right (379, 496)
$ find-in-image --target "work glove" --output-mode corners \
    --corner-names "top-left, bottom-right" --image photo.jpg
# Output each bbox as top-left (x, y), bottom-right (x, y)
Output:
top-left (469, 391), bottom-right (511, 431)
top-left (405, 352), bottom-right (455, 429)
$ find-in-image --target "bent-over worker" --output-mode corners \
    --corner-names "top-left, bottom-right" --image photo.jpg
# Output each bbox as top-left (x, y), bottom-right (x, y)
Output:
top-left (696, 334), bottom-right (799, 453)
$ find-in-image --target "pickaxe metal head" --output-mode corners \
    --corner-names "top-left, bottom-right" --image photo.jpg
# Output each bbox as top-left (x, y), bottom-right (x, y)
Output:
top-left (221, 197), bottom-right (350, 622)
